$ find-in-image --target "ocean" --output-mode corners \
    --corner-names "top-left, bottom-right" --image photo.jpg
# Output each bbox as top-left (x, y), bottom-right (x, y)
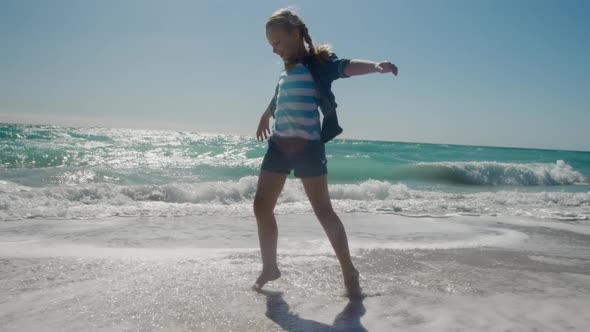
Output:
top-left (1, 123), bottom-right (588, 221)
top-left (1, 123), bottom-right (589, 331)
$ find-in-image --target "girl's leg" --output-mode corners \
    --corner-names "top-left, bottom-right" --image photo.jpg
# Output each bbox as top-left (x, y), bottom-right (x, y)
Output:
top-left (253, 170), bottom-right (288, 288)
top-left (300, 175), bottom-right (361, 295)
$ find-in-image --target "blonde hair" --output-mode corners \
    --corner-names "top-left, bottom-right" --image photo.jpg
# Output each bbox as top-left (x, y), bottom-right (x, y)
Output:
top-left (266, 8), bottom-right (332, 62)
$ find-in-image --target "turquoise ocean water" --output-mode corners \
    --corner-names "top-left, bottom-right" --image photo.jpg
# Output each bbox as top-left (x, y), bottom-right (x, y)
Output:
top-left (1, 123), bottom-right (589, 221)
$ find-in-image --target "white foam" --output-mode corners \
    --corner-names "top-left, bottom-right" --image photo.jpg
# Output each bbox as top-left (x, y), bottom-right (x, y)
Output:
top-left (329, 180), bottom-right (412, 200)
top-left (350, 228), bottom-right (528, 251)
top-left (528, 255), bottom-right (587, 266)
top-left (496, 217), bottom-right (590, 235)
top-left (1, 177), bottom-right (589, 221)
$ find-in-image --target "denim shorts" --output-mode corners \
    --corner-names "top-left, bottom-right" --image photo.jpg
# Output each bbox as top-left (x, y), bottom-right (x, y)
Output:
top-left (261, 136), bottom-right (328, 178)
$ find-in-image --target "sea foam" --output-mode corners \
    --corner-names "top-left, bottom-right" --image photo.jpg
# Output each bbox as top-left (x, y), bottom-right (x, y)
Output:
top-left (1, 177), bottom-right (588, 221)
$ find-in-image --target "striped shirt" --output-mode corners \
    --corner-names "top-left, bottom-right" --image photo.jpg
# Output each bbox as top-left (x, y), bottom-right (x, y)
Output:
top-left (272, 63), bottom-right (321, 140)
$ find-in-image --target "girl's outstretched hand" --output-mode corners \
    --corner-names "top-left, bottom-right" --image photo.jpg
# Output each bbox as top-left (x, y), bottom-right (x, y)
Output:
top-left (376, 61), bottom-right (398, 76)
top-left (256, 111), bottom-right (272, 140)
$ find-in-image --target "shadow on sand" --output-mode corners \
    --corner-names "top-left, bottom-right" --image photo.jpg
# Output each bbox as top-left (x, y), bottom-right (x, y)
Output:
top-left (257, 289), bottom-right (367, 332)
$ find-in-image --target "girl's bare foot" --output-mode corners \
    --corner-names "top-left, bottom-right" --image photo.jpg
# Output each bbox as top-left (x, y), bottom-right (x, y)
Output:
top-left (344, 268), bottom-right (362, 297)
top-left (253, 267), bottom-right (281, 290)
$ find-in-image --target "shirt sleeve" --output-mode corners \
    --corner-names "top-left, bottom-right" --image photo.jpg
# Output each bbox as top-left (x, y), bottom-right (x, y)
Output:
top-left (326, 53), bottom-right (351, 82)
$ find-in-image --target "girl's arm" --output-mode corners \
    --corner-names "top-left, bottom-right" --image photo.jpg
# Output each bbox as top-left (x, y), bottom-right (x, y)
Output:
top-left (256, 107), bottom-right (273, 140)
top-left (343, 59), bottom-right (398, 77)
top-left (256, 89), bottom-right (277, 140)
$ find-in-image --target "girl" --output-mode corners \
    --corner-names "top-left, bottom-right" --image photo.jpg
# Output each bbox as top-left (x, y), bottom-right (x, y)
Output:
top-left (254, 8), bottom-right (398, 296)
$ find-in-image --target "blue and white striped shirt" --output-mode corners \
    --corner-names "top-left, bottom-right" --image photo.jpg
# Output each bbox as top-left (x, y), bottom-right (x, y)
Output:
top-left (272, 63), bottom-right (321, 140)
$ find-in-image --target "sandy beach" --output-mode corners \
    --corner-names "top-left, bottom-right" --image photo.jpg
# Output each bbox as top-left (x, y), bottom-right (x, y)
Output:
top-left (1, 213), bottom-right (589, 331)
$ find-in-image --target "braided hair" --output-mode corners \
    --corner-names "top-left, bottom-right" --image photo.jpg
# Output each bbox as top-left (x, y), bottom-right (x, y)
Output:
top-left (266, 8), bottom-right (331, 62)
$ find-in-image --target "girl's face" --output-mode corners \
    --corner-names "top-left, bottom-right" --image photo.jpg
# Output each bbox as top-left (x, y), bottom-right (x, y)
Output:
top-left (266, 26), bottom-right (300, 63)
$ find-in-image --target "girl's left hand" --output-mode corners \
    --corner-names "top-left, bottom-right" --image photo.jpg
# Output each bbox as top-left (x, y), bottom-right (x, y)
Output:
top-left (376, 61), bottom-right (398, 76)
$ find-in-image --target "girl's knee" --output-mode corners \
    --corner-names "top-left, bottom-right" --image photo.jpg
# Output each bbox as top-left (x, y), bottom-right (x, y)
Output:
top-left (313, 205), bottom-right (337, 220)
top-left (254, 196), bottom-right (274, 217)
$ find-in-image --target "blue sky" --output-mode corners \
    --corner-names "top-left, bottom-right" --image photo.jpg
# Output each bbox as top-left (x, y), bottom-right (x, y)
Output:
top-left (1, 0), bottom-right (588, 151)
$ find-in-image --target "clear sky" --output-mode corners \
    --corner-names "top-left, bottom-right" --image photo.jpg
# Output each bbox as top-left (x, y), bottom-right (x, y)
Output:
top-left (1, 0), bottom-right (589, 151)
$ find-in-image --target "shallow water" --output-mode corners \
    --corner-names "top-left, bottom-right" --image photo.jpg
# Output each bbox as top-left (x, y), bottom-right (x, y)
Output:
top-left (1, 213), bottom-right (589, 331)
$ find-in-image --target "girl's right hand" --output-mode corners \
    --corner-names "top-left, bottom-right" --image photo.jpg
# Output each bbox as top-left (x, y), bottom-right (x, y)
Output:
top-left (256, 111), bottom-right (272, 140)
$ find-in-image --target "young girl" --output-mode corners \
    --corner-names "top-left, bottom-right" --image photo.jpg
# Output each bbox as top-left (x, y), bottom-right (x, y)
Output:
top-left (253, 8), bottom-right (398, 296)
